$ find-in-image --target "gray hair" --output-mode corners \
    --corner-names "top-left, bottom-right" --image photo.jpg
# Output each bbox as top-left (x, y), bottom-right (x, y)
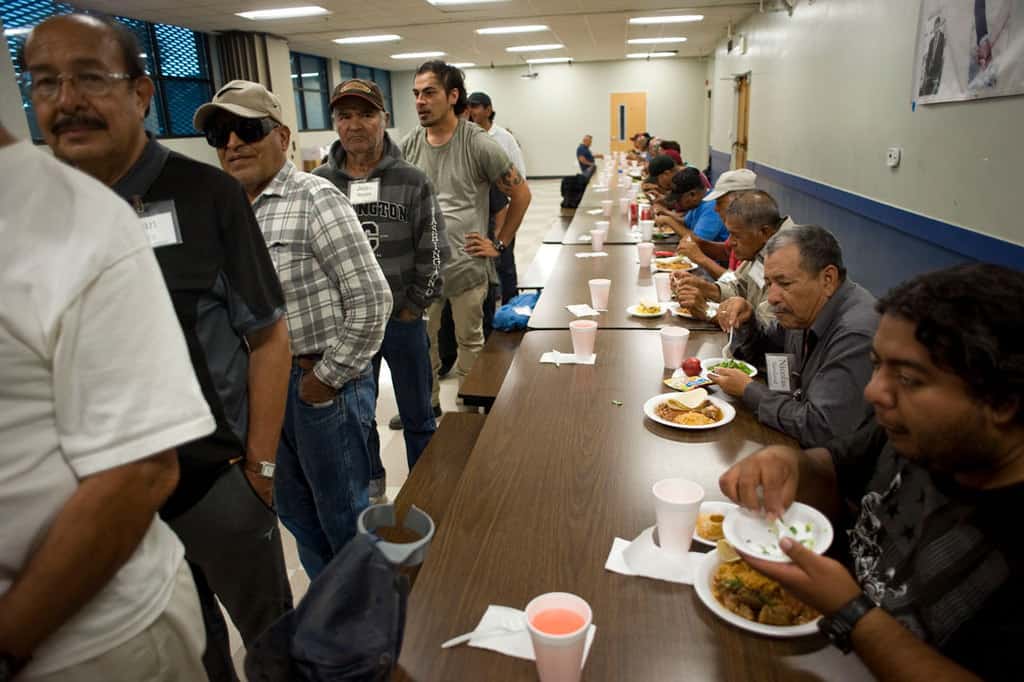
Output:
top-left (765, 224), bottom-right (847, 281)
top-left (725, 190), bottom-right (782, 231)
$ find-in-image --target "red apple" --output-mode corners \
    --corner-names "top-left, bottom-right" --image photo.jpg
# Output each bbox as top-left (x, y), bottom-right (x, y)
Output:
top-left (682, 357), bottom-right (702, 377)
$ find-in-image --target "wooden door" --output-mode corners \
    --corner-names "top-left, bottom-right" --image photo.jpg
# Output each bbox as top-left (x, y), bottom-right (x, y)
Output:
top-left (609, 92), bottom-right (647, 153)
top-left (733, 74), bottom-right (750, 168)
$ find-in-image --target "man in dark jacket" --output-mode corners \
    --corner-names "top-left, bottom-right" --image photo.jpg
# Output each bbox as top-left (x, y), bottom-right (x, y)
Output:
top-left (314, 79), bottom-right (450, 498)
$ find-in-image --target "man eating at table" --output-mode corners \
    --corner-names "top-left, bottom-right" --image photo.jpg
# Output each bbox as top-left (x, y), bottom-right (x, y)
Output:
top-left (640, 153), bottom-right (679, 200)
top-left (654, 167), bottom-right (730, 244)
top-left (718, 263), bottom-right (1024, 682)
top-left (713, 224), bottom-right (878, 447)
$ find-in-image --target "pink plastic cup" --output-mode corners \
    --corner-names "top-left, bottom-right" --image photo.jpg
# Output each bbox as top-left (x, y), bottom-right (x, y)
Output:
top-left (637, 242), bottom-right (654, 268)
top-left (569, 320), bottom-right (598, 358)
top-left (590, 229), bottom-right (605, 251)
top-left (653, 272), bottom-right (672, 302)
top-left (652, 478), bottom-right (704, 556)
top-left (588, 278), bottom-right (611, 311)
top-left (660, 327), bottom-right (690, 370)
top-left (526, 592), bottom-right (593, 682)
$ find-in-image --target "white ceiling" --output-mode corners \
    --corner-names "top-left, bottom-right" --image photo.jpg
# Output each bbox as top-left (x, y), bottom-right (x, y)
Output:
top-left (72, 0), bottom-right (760, 70)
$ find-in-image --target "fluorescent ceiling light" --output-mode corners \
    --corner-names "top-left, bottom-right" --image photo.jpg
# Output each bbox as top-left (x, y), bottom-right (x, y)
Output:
top-left (450, 62), bottom-right (476, 67)
top-left (290, 72), bottom-right (321, 78)
top-left (427, 0), bottom-right (509, 5)
top-left (391, 51), bottom-right (446, 59)
top-left (506, 43), bottom-right (563, 53)
top-left (334, 34), bottom-right (401, 44)
top-left (627, 52), bottom-right (677, 59)
top-left (236, 6), bottom-right (329, 20)
top-left (627, 37), bottom-right (687, 45)
top-left (476, 25), bottom-right (548, 35)
top-left (4, 27), bottom-right (32, 37)
top-left (526, 57), bottom-right (572, 64)
top-left (629, 15), bottom-right (704, 25)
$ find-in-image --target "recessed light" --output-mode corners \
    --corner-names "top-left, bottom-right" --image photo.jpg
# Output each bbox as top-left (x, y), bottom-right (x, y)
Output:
top-left (626, 52), bottom-right (677, 59)
top-left (236, 6), bottom-right (330, 20)
top-left (391, 51), bottom-right (447, 59)
top-left (476, 25), bottom-right (548, 35)
top-left (450, 62), bottom-right (476, 68)
top-left (506, 44), bottom-right (564, 53)
top-left (334, 34), bottom-right (401, 44)
top-left (626, 37), bottom-right (687, 45)
top-left (629, 15), bottom-right (704, 25)
top-left (526, 57), bottom-right (572, 64)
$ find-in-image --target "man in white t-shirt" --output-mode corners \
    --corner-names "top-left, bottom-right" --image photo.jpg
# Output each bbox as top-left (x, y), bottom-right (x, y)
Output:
top-left (0, 121), bottom-right (216, 681)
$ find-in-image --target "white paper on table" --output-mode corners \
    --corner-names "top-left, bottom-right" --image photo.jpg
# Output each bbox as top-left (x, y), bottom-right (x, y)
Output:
top-left (586, 208), bottom-right (603, 214)
top-left (465, 605), bottom-right (597, 666)
top-left (540, 351), bottom-right (597, 365)
top-left (604, 526), bottom-right (703, 584)
top-left (513, 306), bottom-right (533, 317)
top-left (575, 252), bottom-right (608, 259)
top-left (566, 304), bottom-right (599, 317)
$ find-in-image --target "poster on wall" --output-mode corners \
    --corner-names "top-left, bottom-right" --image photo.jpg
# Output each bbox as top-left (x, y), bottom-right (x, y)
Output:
top-left (913, 0), bottom-right (1024, 104)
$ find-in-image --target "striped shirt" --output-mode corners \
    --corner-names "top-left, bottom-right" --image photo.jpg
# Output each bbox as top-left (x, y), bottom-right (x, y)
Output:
top-left (253, 161), bottom-right (392, 388)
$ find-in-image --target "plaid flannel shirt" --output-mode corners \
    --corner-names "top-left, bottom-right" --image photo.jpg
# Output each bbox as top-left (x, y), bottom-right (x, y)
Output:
top-left (253, 161), bottom-right (392, 388)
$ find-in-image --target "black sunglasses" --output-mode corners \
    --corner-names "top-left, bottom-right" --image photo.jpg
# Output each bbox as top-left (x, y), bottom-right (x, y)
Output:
top-left (204, 117), bottom-right (278, 148)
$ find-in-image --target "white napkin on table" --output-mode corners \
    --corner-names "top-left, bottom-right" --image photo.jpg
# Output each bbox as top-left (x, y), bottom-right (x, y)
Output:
top-left (566, 304), bottom-right (599, 317)
top-left (575, 252), bottom-right (608, 258)
top-left (463, 605), bottom-right (597, 664)
top-left (586, 208), bottom-right (603, 214)
top-left (540, 351), bottom-right (596, 365)
top-left (577, 234), bottom-right (592, 242)
top-left (604, 526), bottom-right (703, 584)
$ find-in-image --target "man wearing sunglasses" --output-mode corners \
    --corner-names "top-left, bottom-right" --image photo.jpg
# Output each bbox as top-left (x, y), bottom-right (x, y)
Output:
top-left (23, 15), bottom-right (294, 681)
top-left (194, 81), bottom-right (392, 580)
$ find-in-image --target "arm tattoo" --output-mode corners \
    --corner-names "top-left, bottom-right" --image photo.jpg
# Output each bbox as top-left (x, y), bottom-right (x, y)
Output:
top-left (498, 165), bottom-right (523, 190)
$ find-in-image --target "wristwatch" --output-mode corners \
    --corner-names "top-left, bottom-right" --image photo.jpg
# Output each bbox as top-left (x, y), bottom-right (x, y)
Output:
top-left (818, 592), bottom-right (876, 653)
top-left (0, 652), bottom-right (29, 681)
top-left (245, 459), bottom-right (276, 479)
top-left (491, 238), bottom-right (506, 253)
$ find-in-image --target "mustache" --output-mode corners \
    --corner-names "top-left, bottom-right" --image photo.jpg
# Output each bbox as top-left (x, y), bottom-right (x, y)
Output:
top-left (52, 114), bottom-right (107, 135)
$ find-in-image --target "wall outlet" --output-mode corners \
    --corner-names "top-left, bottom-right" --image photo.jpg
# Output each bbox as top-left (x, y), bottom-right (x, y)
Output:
top-left (886, 147), bottom-right (902, 168)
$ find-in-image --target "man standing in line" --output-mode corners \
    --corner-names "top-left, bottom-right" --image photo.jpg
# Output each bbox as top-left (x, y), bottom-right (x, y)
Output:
top-left (24, 16), bottom-right (293, 680)
top-left (195, 81), bottom-right (392, 578)
top-left (402, 61), bottom-right (531, 410)
top-left (314, 78), bottom-right (448, 501)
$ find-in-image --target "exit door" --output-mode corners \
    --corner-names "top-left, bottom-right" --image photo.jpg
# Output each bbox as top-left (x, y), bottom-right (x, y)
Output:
top-left (609, 92), bottom-right (647, 153)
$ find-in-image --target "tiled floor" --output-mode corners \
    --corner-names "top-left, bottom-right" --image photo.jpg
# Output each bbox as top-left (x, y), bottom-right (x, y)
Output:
top-left (226, 179), bottom-right (565, 675)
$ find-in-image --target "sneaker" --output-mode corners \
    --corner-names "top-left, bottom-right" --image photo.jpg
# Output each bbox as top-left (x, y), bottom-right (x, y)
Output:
top-left (388, 414), bottom-right (402, 430)
top-left (368, 477), bottom-right (387, 506)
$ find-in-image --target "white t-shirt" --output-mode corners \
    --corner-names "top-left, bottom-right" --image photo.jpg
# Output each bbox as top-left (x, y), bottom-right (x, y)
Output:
top-left (488, 123), bottom-right (527, 178)
top-left (0, 140), bottom-right (215, 677)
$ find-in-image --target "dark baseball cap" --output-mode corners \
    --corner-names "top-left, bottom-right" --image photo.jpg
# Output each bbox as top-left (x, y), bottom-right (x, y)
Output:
top-left (665, 167), bottom-right (706, 205)
top-left (467, 91), bottom-right (492, 107)
top-left (645, 154), bottom-right (677, 183)
top-left (330, 78), bottom-right (385, 111)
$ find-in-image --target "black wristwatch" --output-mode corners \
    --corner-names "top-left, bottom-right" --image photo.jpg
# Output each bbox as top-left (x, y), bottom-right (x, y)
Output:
top-left (491, 238), bottom-right (506, 253)
top-left (818, 593), bottom-right (876, 654)
top-left (0, 652), bottom-right (29, 681)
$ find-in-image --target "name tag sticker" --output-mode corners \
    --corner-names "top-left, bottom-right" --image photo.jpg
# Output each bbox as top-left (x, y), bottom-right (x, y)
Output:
top-left (748, 260), bottom-right (765, 289)
top-left (766, 353), bottom-right (794, 393)
top-left (349, 179), bottom-right (380, 205)
top-left (139, 200), bottom-right (182, 249)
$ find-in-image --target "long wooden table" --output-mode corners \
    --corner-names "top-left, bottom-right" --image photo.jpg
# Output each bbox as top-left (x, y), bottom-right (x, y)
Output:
top-left (559, 175), bottom-right (679, 247)
top-left (394, 330), bottom-right (871, 681)
top-left (528, 245), bottom-right (719, 331)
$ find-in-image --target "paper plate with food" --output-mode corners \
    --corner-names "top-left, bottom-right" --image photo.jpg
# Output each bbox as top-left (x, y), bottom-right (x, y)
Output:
top-left (702, 357), bottom-right (758, 378)
top-left (642, 389), bottom-right (735, 430)
top-left (693, 500), bottom-right (739, 547)
top-left (722, 502), bottom-right (833, 564)
top-left (671, 301), bottom-right (718, 320)
top-left (626, 301), bottom-right (665, 318)
top-left (651, 230), bottom-right (675, 241)
top-left (653, 256), bottom-right (697, 272)
top-left (694, 542), bottom-right (821, 638)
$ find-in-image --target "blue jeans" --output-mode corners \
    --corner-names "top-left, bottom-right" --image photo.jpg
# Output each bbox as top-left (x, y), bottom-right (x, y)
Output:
top-left (369, 317), bottom-right (437, 474)
top-left (274, 364), bottom-right (375, 579)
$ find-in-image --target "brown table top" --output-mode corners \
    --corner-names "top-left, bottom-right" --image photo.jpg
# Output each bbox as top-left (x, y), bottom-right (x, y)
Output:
top-left (561, 180), bottom-right (678, 246)
top-left (528, 245), bottom-right (718, 331)
top-left (394, 330), bottom-right (871, 682)
top-left (457, 331), bottom-right (525, 408)
top-left (517, 243), bottom-right (563, 290)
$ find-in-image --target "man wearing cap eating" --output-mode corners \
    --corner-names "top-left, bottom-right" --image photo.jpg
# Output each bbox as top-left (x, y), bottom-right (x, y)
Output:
top-left (640, 153), bottom-right (680, 200)
top-left (656, 166), bottom-right (730, 243)
top-left (195, 81), bottom-right (392, 579)
top-left (313, 78), bottom-right (449, 501)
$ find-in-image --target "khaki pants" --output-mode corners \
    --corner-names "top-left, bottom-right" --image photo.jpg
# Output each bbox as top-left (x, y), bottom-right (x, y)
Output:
top-left (29, 560), bottom-right (208, 681)
top-left (427, 282), bottom-right (489, 406)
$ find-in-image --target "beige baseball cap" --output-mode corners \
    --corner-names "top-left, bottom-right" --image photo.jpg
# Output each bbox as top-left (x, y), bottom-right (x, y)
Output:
top-left (193, 79), bottom-right (286, 130)
top-left (704, 168), bottom-right (758, 202)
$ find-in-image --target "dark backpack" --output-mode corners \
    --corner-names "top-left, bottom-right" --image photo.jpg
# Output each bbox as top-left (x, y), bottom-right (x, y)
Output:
top-left (560, 173), bottom-right (590, 209)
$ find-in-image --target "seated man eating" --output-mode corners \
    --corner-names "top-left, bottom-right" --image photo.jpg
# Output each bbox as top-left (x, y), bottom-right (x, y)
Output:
top-left (719, 263), bottom-right (1024, 682)
top-left (714, 224), bottom-right (878, 447)
top-left (654, 167), bottom-right (729, 244)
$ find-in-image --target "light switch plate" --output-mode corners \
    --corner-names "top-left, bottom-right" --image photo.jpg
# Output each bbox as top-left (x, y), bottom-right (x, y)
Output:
top-left (886, 147), bottom-right (902, 168)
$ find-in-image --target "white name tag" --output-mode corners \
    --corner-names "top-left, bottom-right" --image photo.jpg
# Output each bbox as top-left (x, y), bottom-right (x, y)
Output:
top-left (349, 179), bottom-right (380, 205)
top-left (139, 200), bottom-right (182, 249)
top-left (766, 353), bottom-right (794, 393)
top-left (748, 260), bottom-right (765, 289)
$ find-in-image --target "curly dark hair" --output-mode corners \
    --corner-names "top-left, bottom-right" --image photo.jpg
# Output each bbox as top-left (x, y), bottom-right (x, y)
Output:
top-left (415, 60), bottom-right (467, 115)
top-left (877, 263), bottom-right (1024, 423)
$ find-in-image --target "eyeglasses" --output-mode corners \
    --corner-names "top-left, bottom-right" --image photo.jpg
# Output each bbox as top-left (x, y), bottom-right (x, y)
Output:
top-left (21, 70), bottom-right (134, 100)
top-left (203, 117), bottom-right (278, 148)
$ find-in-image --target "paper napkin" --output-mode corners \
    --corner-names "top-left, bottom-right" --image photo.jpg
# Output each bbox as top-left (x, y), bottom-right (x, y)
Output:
top-left (540, 351), bottom-right (597, 366)
top-left (566, 304), bottom-right (599, 317)
top-left (463, 605), bottom-right (597, 665)
top-left (575, 252), bottom-right (608, 258)
top-left (604, 526), bottom-right (703, 584)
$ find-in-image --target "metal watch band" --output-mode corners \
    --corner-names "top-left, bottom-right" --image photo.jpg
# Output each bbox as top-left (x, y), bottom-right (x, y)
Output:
top-left (819, 593), bottom-right (876, 654)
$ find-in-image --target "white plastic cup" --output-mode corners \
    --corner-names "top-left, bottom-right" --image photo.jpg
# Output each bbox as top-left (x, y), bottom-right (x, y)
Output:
top-left (639, 219), bottom-right (655, 242)
top-left (653, 272), bottom-right (672, 302)
top-left (526, 592), bottom-right (592, 682)
top-left (593, 220), bottom-right (609, 234)
top-left (659, 327), bottom-right (690, 370)
top-left (588, 278), bottom-right (611, 311)
top-left (637, 242), bottom-right (654, 268)
top-left (569, 319), bottom-right (598, 358)
top-left (600, 199), bottom-right (613, 216)
top-left (652, 478), bottom-right (705, 556)
top-left (589, 229), bottom-right (605, 251)
top-left (618, 197), bottom-right (630, 214)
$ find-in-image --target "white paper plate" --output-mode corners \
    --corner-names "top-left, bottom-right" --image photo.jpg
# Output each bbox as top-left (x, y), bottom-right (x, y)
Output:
top-left (722, 503), bottom-right (833, 563)
top-left (626, 304), bottom-right (665, 318)
top-left (693, 501), bottom-right (739, 547)
top-left (701, 357), bottom-right (758, 379)
top-left (671, 301), bottom-right (718, 320)
top-left (694, 550), bottom-right (821, 638)
top-left (653, 256), bottom-right (698, 273)
top-left (642, 393), bottom-right (736, 430)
